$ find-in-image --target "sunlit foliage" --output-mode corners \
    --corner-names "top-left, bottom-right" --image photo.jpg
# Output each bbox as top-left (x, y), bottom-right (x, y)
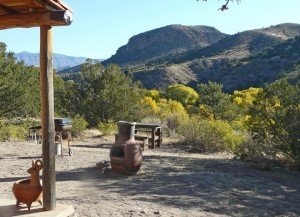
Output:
top-left (247, 80), bottom-right (300, 160)
top-left (166, 84), bottom-right (199, 107)
top-left (178, 115), bottom-right (242, 152)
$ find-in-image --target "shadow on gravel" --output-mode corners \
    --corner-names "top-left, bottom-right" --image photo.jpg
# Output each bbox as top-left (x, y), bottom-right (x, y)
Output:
top-left (56, 153), bottom-right (300, 216)
top-left (0, 176), bottom-right (28, 182)
top-left (71, 143), bottom-right (111, 149)
top-left (18, 156), bottom-right (42, 160)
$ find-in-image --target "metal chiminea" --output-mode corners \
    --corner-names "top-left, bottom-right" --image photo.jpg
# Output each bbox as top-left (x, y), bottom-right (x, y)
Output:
top-left (110, 121), bottom-right (142, 175)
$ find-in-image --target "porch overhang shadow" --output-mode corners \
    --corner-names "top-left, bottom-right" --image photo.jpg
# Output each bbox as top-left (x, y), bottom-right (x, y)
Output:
top-left (0, 0), bottom-right (73, 211)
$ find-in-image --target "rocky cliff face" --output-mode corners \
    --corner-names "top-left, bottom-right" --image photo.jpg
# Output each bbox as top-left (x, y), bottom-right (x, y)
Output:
top-left (103, 25), bottom-right (228, 65)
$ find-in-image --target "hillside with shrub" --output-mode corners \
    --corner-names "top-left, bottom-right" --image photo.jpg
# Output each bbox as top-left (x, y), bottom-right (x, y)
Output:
top-left (61, 23), bottom-right (300, 92)
top-left (128, 23), bottom-right (300, 92)
top-left (1, 23), bottom-right (300, 169)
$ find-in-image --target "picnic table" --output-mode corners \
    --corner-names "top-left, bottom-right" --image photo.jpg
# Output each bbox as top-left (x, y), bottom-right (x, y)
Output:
top-left (134, 122), bottom-right (162, 149)
top-left (29, 126), bottom-right (42, 144)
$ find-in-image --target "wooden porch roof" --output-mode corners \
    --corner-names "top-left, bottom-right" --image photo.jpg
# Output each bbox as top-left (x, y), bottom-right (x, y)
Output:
top-left (0, 0), bottom-right (73, 30)
top-left (0, 0), bottom-right (73, 211)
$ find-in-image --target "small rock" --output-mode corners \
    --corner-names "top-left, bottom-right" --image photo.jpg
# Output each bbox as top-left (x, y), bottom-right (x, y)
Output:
top-left (96, 161), bottom-right (111, 174)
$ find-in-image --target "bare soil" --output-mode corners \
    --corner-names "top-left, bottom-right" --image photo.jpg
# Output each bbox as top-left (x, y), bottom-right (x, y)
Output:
top-left (1, 136), bottom-right (300, 217)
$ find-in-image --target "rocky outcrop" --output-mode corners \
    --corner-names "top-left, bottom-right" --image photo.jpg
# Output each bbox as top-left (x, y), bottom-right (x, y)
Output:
top-left (103, 25), bottom-right (228, 66)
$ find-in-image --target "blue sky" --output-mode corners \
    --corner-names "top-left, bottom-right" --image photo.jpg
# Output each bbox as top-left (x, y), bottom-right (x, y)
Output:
top-left (0, 0), bottom-right (300, 59)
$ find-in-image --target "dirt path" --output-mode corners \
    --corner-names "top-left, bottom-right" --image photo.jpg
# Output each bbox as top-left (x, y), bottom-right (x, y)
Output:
top-left (1, 138), bottom-right (300, 217)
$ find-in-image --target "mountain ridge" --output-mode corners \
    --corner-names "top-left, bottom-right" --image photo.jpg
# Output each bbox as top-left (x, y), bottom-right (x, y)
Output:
top-left (15, 51), bottom-right (102, 70)
top-left (127, 23), bottom-right (300, 91)
top-left (60, 23), bottom-right (300, 92)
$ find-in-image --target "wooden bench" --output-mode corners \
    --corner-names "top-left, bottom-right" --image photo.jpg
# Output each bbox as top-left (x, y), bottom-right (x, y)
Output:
top-left (135, 123), bottom-right (162, 149)
top-left (134, 135), bottom-right (149, 151)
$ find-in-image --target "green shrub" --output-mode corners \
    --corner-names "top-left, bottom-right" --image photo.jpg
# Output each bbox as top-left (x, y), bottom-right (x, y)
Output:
top-left (71, 115), bottom-right (88, 138)
top-left (166, 113), bottom-right (187, 131)
top-left (98, 120), bottom-right (118, 136)
top-left (140, 117), bottom-right (162, 125)
top-left (233, 135), bottom-right (267, 160)
top-left (177, 116), bottom-right (242, 152)
top-left (0, 123), bottom-right (27, 141)
top-left (247, 80), bottom-right (300, 161)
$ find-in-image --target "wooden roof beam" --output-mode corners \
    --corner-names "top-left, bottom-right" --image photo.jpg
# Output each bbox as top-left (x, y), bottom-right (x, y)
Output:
top-left (0, 4), bottom-right (18, 14)
top-left (0, 10), bottom-right (72, 30)
top-left (45, 0), bottom-right (73, 13)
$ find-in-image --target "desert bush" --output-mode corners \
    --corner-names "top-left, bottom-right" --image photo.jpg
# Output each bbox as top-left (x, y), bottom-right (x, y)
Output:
top-left (71, 115), bottom-right (88, 138)
top-left (0, 124), bottom-right (27, 141)
top-left (247, 80), bottom-right (300, 161)
top-left (0, 118), bottom-right (39, 141)
top-left (233, 134), bottom-right (268, 160)
top-left (177, 116), bottom-right (242, 152)
top-left (166, 113), bottom-right (187, 131)
top-left (98, 120), bottom-right (118, 136)
top-left (140, 116), bottom-right (162, 125)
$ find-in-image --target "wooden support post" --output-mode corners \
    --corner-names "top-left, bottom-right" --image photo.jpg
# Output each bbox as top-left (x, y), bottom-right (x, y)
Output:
top-left (40, 25), bottom-right (56, 211)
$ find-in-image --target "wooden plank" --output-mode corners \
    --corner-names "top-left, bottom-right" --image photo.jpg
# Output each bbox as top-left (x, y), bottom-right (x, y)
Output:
top-left (0, 10), bottom-right (72, 30)
top-left (40, 25), bottom-right (56, 211)
top-left (134, 135), bottom-right (149, 151)
top-left (135, 129), bottom-right (152, 133)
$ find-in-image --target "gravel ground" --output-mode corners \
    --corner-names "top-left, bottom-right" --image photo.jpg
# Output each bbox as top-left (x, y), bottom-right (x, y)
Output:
top-left (1, 137), bottom-right (300, 217)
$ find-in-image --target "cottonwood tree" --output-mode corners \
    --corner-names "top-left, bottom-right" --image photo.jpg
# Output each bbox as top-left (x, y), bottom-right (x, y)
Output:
top-left (165, 84), bottom-right (199, 107)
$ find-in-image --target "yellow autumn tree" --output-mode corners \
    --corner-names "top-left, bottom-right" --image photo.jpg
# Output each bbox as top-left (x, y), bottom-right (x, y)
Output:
top-left (157, 98), bottom-right (188, 130)
top-left (166, 84), bottom-right (199, 108)
top-left (233, 87), bottom-right (263, 109)
top-left (145, 89), bottom-right (160, 102)
top-left (140, 96), bottom-right (159, 117)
